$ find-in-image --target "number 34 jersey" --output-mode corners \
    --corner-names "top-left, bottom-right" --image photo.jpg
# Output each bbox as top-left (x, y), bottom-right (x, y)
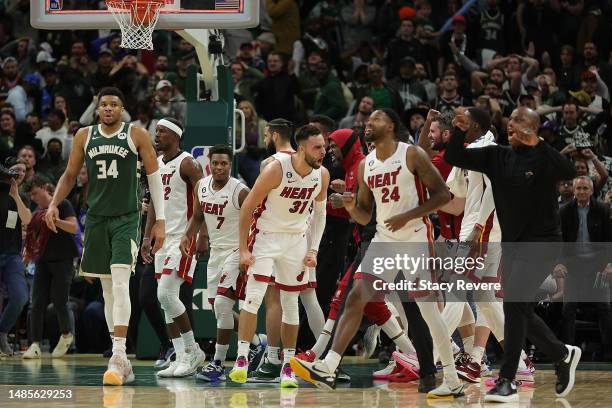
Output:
top-left (255, 153), bottom-right (322, 235)
top-left (197, 175), bottom-right (247, 249)
top-left (84, 122), bottom-right (139, 217)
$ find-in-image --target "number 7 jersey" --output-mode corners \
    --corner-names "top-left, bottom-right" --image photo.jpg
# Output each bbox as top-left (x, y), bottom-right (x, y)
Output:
top-left (84, 122), bottom-right (140, 216)
top-left (197, 175), bottom-right (247, 249)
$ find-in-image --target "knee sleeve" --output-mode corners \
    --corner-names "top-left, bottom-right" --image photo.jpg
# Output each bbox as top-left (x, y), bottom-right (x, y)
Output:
top-left (242, 276), bottom-right (267, 315)
top-left (100, 278), bottom-right (114, 332)
top-left (157, 273), bottom-right (185, 320)
top-left (300, 288), bottom-right (325, 336)
top-left (280, 290), bottom-right (300, 326)
top-left (364, 302), bottom-right (392, 326)
top-left (110, 266), bottom-right (131, 327)
top-left (214, 295), bottom-right (235, 330)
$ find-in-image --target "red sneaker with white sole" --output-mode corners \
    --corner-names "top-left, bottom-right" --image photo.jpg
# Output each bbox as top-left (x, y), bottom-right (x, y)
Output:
top-left (295, 350), bottom-right (316, 363)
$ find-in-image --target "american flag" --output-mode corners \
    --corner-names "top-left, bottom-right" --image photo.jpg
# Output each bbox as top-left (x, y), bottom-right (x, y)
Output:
top-left (215, 0), bottom-right (241, 10)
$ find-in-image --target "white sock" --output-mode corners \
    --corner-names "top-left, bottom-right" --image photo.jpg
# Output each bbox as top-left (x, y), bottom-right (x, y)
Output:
top-left (380, 318), bottom-right (415, 353)
top-left (323, 350), bottom-right (342, 373)
top-left (300, 289), bottom-right (325, 338)
top-left (251, 334), bottom-right (261, 346)
top-left (311, 319), bottom-right (334, 358)
top-left (172, 337), bottom-right (185, 355)
top-left (237, 341), bottom-right (250, 360)
top-left (181, 330), bottom-right (197, 352)
top-left (112, 336), bottom-right (126, 357)
top-left (283, 348), bottom-right (295, 365)
top-left (471, 346), bottom-right (485, 364)
top-left (268, 346), bottom-right (281, 364)
top-left (214, 343), bottom-right (229, 363)
top-left (463, 335), bottom-right (474, 354)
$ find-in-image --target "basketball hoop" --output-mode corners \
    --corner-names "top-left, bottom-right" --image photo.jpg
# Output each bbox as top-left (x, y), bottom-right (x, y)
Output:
top-left (105, 0), bottom-right (167, 50)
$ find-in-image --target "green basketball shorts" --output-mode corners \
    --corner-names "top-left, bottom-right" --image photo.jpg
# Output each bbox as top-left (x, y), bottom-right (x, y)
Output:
top-left (80, 211), bottom-right (140, 278)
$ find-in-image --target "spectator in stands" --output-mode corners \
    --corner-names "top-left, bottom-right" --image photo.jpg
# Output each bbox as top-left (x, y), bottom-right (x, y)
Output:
top-left (557, 45), bottom-right (581, 94)
top-left (37, 139), bottom-right (67, 185)
top-left (339, 0), bottom-right (376, 52)
top-left (52, 94), bottom-right (71, 129)
top-left (572, 151), bottom-right (609, 195)
top-left (22, 176), bottom-right (78, 359)
top-left (236, 42), bottom-right (265, 72)
top-left (559, 176), bottom-right (612, 361)
top-left (152, 80), bottom-right (185, 123)
top-left (313, 59), bottom-right (347, 121)
top-left (0, 157), bottom-right (31, 356)
top-left (236, 100), bottom-right (267, 187)
top-left (339, 95), bottom-right (373, 129)
top-left (255, 51), bottom-right (300, 122)
top-left (35, 109), bottom-right (71, 160)
top-left (231, 60), bottom-right (264, 104)
top-left (435, 72), bottom-right (470, 114)
top-left (170, 52), bottom-right (196, 97)
top-left (388, 56), bottom-right (427, 113)
top-left (355, 63), bottom-right (402, 114)
top-left (579, 43), bottom-right (612, 92)
top-left (25, 113), bottom-right (42, 134)
top-left (17, 145), bottom-right (36, 185)
top-left (91, 47), bottom-right (114, 93)
top-left (385, 18), bottom-right (421, 79)
top-left (0, 110), bottom-right (17, 162)
top-left (291, 18), bottom-right (328, 77)
top-left (558, 179), bottom-right (575, 207)
top-left (266, 0), bottom-right (301, 57)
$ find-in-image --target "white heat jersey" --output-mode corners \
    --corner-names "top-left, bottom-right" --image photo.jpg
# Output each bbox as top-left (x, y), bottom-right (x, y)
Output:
top-left (158, 151), bottom-right (194, 235)
top-left (365, 142), bottom-right (431, 242)
top-left (449, 132), bottom-right (501, 243)
top-left (197, 175), bottom-right (246, 250)
top-left (255, 153), bottom-right (322, 234)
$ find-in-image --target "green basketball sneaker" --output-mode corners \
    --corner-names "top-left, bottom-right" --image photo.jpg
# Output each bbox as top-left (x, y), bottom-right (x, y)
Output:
top-left (247, 357), bottom-right (282, 383)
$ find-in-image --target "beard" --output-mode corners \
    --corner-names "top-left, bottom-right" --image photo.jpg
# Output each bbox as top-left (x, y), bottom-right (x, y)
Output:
top-left (266, 140), bottom-right (276, 156)
top-left (304, 154), bottom-right (321, 169)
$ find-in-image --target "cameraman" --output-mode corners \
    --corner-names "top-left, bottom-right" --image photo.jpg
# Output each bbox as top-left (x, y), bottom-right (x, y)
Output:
top-left (0, 158), bottom-right (32, 356)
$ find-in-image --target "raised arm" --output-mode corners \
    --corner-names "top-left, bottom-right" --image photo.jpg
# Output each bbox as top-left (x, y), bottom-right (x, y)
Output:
top-left (418, 109), bottom-right (439, 158)
top-left (444, 120), bottom-right (497, 176)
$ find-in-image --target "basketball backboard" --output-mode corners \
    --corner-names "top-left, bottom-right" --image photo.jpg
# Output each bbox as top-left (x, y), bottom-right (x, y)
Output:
top-left (31, 0), bottom-right (258, 30)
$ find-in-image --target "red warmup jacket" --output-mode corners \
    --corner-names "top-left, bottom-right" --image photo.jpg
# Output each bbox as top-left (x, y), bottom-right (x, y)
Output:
top-left (329, 129), bottom-right (366, 241)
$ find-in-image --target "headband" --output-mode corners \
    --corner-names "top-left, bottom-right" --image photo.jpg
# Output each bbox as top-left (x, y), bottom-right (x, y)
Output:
top-left (157, 119), bottom-right (183, 138)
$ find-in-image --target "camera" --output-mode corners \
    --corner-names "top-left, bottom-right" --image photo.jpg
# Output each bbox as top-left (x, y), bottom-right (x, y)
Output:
top-left (0, 163), bottom-right (18, 183)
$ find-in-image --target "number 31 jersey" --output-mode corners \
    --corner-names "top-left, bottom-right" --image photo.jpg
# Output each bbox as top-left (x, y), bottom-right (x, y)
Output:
top-left (197, 175), bottom-right (246, 249)
top-left (255, 154), bottom-right (322, 235)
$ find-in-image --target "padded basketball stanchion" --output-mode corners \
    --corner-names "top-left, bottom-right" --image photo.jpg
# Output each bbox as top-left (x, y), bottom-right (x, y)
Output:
top-left (106, 0), bottom-right (166, 50)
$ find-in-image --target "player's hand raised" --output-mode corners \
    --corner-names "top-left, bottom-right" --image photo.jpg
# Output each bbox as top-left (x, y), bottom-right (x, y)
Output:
top-left (44, 204), bottom-right (59, 233)
top-left (304, 249), bottom-right (317, 268)
top-left (331, 179), bottom-right (346, 193)
top-left (179, 235), bottom-right (193, 258)
top-left (240, 250), bottom-right (255, 269)
top-left (151, 220), bottom-right (166, 254)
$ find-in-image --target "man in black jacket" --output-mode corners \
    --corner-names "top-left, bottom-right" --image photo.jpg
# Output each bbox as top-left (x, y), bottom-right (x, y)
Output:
top-left (559, 176), bottom-right (612, 360)
top-left (445, 107), bottom-right (581, 403)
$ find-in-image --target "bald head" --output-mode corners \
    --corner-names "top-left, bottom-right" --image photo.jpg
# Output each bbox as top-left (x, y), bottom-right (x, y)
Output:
top-left (507, 107), bottom-right (540, 147)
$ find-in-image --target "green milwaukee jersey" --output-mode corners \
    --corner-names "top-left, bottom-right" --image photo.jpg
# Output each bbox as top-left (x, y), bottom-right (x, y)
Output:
top-left (84, 122), bottom-right (140, 216)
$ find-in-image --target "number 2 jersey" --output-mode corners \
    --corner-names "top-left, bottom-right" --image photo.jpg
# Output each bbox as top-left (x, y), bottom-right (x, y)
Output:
top-left (365, 142), bottom-right (433, 242)
top-left (158, 151), bottom-right (195, 235)
top-left (84, 122), bottom-right (139, 216)
top-left (197, 175), bottom-right (247, 250)
top-left (253, 153), bottom-right (322, 235)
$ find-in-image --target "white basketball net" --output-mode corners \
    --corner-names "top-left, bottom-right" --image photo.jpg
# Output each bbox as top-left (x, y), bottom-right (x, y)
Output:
top-left (106, 0), bottom-right (165, 50)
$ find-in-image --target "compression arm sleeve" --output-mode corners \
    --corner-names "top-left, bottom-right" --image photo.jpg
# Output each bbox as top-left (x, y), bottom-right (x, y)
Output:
top-left (147, 169), bottom-right (165, 220)
top-left (309, 199), bottom-right (327, 251)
